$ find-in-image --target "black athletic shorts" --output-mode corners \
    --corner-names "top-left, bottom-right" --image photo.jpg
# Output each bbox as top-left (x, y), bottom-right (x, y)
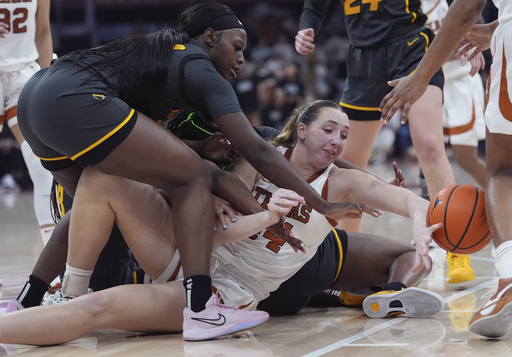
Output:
top-left (17, 63), bottom-right (137, 171)
top-left (340, 27), bottom-right (444, 121)
top-left (257, 229), bottom-right (348, 315)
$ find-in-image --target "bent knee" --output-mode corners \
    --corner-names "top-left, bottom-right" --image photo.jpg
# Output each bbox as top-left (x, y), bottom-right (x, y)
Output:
top-left (79, 166), bottom-right (127, 196)
top-left (184, 161), bottom-right (213, 190)
top-left (75, 292), bottom-right (113, 323)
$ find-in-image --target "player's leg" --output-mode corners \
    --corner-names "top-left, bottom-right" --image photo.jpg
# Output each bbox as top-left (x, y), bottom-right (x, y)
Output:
top-left (468, 25), bottom-right (512, 338)
top-left (334, 231), bottom-right (443, 318)
top-left (443, 61), bottom-right (486, 189)
top-left (6, 63), bottom-right (56, 245)
top-left (90, 114), bottom-right (263, 340)
top-left (7, 212), bottom-right (71, 311)
top-left (408, 85), bottom-right (456, 198)
top-left (10, 124), bottom-right (55, 239)
top-left (0, 281), bottom-right (186, 346)
top-left (451, 144), bottom-right (486, 187)
top-left (93, 113), bottom-right (215, 314)
top-left (257, 229), bottom-right (343, 315)
top-left (338, 45), bottom-right (389, 233)
top-left (339, 120), bottom-right (383, 170)
top-left (62, 167), bottom-right (177, 298)
top-left (469, 131), bottom-right (512, 337)
top-left (409, 85), bottom-right (475, 283)
top-left (333, 232), bottom-right (428, 293)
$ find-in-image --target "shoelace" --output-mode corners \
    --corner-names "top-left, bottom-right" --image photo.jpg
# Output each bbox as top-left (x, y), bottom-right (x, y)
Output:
top-left (450, 254), bottom-right (470, 269)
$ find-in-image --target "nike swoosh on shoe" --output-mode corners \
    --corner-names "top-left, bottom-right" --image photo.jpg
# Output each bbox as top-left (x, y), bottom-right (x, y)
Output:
top-left (191, 313), bottom-right (227, 326)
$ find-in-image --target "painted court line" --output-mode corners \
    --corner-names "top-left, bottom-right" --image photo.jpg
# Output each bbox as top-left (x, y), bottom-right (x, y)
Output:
top-left (301, 278), bottom-right (499, 357)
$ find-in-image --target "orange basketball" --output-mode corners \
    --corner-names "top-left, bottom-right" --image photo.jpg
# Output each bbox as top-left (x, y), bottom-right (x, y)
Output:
top-left (426, 184), bottom-right (491, 254)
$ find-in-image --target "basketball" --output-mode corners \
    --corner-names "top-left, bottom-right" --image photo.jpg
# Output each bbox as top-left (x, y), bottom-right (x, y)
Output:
top-left (426, 184), bottom-right (491, 254)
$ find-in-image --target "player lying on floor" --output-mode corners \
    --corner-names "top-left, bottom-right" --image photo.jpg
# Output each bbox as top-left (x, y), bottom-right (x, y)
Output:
top-left (0, 100), bottom-right (442, 346)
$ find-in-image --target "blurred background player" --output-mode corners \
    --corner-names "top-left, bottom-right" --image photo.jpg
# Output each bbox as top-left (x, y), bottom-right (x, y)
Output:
top-left (378, 0), bottom-right (512, 339)
top-left (0, 0), bottom-right (56, 245)
top-left (294, 0), bottom-right (474, 283)
top-left (422, 0), bottom-right (488, 285)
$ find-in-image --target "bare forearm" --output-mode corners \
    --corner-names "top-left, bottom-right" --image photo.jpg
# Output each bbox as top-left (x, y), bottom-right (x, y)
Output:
top-left (209, 162), bottom-right (262, 215)
top-left (213, 211), bottom-right (277, 244)
top-left (35, 0), bottom-right (53, 68)
top-left (414, 0), bottom-right (486, 82)
top-left (342, 170), bottom-right (423, 218)
top-left (407, 195), bottom-right (429, 226)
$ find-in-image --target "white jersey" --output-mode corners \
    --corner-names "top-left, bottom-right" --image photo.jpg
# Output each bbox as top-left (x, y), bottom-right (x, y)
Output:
top-left (494, 0), bottom-right (512, 24)
top-left (210, 146), bottom-right (337, 309)
top-left (0, 0), bottom-right (39, 72)
top-left (422, 0), bottom-right (486, 146)
top-left (421, 0), bottom-right (449, 34)
top-left (486, 1), bottom-right (512, 134)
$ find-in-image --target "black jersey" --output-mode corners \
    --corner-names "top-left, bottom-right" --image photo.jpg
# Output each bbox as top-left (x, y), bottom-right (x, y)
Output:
top-left (300, 0), bottom-right (427, 48)
top-left (160, 40), bottom-right (242, 122)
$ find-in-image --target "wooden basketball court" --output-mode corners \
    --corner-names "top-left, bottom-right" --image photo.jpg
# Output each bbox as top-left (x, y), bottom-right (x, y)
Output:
top-left (1, 158), bottom-right (511, 357)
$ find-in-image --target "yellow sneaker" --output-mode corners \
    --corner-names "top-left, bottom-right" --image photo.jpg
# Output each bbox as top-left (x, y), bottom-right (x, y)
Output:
top-left (337, 290), bottom-right (366, 307)
top-left (446, 252), bottom-right (475, 284)
top-left (448, 293), bottom-right (477, 332)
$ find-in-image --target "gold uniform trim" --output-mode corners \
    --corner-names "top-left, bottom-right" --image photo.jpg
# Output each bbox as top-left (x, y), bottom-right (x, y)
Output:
top-left (38, 108), bottom-right (136, 162)
top-left (332, 229), bottom-right (344, 283)
top-left (339, 101), bottom-right (380, 111)
top-left (71, 108), bottom-right (135, 161)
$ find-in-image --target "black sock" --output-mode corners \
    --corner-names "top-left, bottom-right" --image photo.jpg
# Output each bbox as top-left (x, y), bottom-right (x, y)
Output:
top-left (183, 275), bottom-right (212, 312)
top-left (384, 282), bottom-right (407, 291)
top-left (17, 275), bottom-right (50, 308)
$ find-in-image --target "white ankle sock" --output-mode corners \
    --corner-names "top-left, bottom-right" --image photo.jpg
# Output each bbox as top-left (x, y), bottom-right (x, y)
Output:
top-left (62, 263), bottom-right (93, 298)
top-left (495, 241), bottom-right (512, 278)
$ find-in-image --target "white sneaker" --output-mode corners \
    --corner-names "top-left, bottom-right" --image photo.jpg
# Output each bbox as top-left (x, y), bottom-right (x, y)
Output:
top-left (363, 287), bottom-right (444, 318)
top-left (43, 291), bottom-right (72, 305)
top-left (43, 288), bottom-right (93, 305)
top-left (182, 295), bottom-right (269, 341)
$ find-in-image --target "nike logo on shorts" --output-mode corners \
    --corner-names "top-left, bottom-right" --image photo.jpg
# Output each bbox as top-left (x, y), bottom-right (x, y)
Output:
top-left (408, 38), bottom-right (419, 46)
top-left (191, 313), bottom-right (227, 326)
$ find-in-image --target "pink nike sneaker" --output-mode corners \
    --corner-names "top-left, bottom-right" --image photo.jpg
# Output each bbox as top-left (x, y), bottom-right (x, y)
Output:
top-left (182, 295), bottom-right (269, 341)
top-left (469, 277), bottom-right (512, 338)
top-left (5, 300), bottom-right (24, 313)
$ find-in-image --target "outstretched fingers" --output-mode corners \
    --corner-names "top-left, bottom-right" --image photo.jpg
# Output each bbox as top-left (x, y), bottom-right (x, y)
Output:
top-left (390, 161), bottom-right (406, 187)
top-left (360, 204), bottom-right (382, 218)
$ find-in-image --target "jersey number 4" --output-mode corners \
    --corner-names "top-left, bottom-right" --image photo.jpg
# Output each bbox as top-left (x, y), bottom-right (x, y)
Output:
top-left (344, 0), bottom-right (382, 15)
top-left (249, 221), bottom-right (294, 254)
top-left (0, 7), bottom-right (29, 34)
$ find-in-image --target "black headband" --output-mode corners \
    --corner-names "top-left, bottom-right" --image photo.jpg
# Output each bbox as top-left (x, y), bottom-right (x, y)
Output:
top-left (209, 14), bottom-right (245, 31)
